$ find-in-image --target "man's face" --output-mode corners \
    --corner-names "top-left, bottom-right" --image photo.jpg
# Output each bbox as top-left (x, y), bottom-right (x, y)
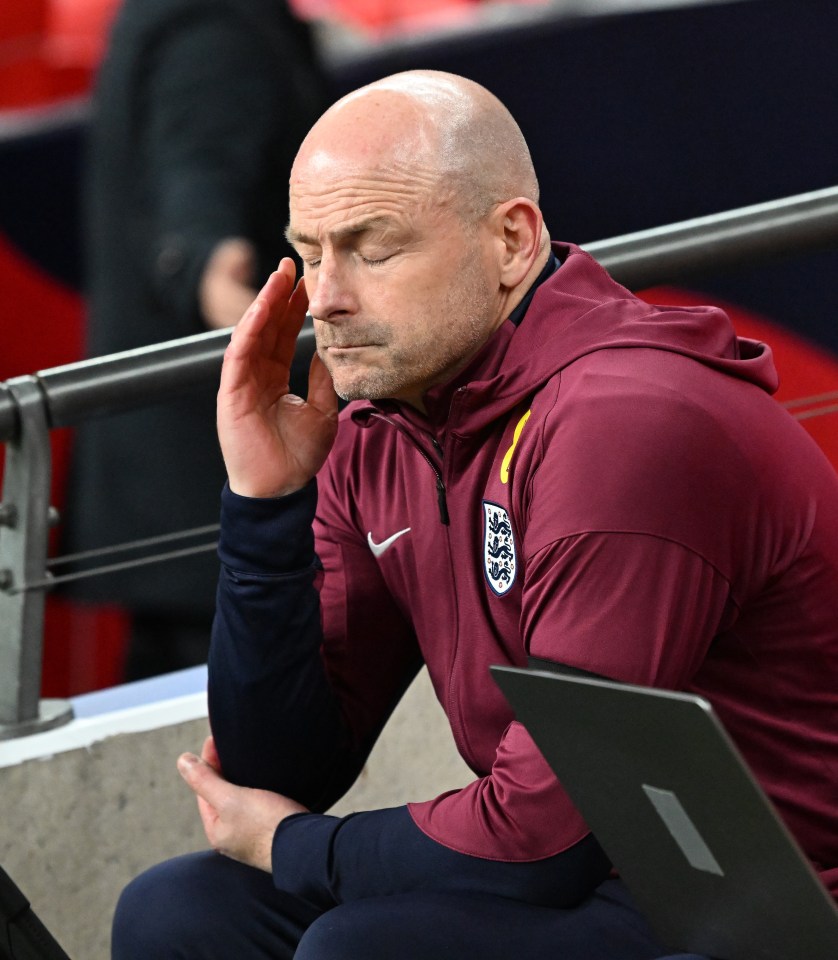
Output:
top-left (288, 155), bottom-right (504, 407)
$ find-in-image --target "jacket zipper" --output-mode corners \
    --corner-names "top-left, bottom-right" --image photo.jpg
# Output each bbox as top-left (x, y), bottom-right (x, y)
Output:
top-left (369, 412), bottom-right (450, 525)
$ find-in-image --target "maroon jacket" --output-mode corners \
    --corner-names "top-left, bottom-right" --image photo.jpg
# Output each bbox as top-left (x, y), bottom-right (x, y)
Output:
top-left (211, 243), bottom-right (838, 904)
top-left (311, 243), bottom-right (838, 890)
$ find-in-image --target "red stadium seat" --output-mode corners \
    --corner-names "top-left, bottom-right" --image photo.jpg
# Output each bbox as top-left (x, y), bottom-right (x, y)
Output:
top-left (0, 0), bottom-right (118, 109)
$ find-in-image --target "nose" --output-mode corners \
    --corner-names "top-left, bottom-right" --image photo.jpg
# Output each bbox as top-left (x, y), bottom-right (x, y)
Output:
top-left (305, 254), bottom-right (357, 321)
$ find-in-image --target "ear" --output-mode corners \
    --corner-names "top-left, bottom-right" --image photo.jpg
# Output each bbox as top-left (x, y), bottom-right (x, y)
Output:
top-left (492, 198), bottom-right (544, 289)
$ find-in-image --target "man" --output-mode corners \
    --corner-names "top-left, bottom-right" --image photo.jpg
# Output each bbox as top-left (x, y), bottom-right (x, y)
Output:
top-left (113, 71), bottom-right (838, 959)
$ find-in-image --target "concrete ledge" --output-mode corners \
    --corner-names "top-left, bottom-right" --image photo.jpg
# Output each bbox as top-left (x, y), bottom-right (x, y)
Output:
top-left (0, 667), bottom-right (470, 960)
top-left (0, 667), bottom-right (210, 768)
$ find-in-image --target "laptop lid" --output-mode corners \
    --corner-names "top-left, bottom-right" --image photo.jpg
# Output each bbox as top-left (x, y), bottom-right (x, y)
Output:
top-left (491, 665), bottom-right (838, 960)
top-left (0, 865), bottom-right (71, 960)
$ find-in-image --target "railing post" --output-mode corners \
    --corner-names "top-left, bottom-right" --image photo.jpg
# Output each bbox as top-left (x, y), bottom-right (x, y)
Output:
top-left (0, 376), bottom-right (73, 739)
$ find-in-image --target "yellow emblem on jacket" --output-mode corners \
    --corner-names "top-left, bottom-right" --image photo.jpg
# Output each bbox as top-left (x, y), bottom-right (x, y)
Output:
top-left (500, 410), bottom-right (531, 484)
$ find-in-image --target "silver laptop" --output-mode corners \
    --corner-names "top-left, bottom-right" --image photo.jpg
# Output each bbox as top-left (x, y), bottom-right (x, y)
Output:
top-left (491, 665), bottom-right (838, 960)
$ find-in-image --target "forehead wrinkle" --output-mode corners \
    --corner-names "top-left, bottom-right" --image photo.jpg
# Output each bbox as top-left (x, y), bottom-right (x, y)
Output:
top-left (286, 213), bottom-right (404, 248)
top-left (289, 167), bottom-right (447, 246)
top-left (291, 176), bottom-right (435, 204)
top-left (289, 188), bottom-right (420, 234)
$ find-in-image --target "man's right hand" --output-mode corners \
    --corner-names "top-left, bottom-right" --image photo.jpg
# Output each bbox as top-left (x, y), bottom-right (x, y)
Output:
top-left (217, 258), bottom-right (338, 498)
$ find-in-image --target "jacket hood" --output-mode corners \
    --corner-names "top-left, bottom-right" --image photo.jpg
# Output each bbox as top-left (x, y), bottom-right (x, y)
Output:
top-left (352, 242), bottom-right (779, 433)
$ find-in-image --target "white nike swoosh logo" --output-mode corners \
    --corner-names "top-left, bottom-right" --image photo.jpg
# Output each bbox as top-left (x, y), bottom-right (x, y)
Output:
top-left (367, 527), bottom-right (411, 558)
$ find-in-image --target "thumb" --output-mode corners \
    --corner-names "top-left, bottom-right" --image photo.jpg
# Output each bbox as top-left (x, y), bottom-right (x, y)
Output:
top-left (177, 752), bottom-right (229, 807)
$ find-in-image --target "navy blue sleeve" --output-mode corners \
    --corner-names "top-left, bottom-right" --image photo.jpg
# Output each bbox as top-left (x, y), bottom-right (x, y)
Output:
top-left (272, 806), bottom-right (611, 910)
top-left (209, 481), bottom-right (361, 809)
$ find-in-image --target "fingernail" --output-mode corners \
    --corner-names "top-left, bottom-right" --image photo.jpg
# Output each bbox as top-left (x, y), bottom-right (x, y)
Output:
top-left (177, 753), bottom-right (199, 772)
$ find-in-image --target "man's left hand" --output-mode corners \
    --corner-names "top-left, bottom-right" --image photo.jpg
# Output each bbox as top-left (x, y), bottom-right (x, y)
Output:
top-left (178, 736), bottom-right (309, 873)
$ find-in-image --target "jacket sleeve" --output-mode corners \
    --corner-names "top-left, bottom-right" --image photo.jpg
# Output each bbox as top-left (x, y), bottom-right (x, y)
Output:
top-left (271, 807), bottom-right (610, 912)
top-left (208, 481), bottom-right (423, 811)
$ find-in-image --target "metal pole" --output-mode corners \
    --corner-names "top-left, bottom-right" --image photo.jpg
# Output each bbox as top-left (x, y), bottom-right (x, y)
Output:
top-left (587, 185), bottom-right (838, 290)
top-left (39, 326), bottom-right (236, 427)
top-left (39, 320), bottom-right (316, 430)
top-left (0, 377), bottom-right (72, 738)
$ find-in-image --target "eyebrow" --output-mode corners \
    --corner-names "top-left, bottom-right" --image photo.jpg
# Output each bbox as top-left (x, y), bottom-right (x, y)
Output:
top-left (285, 215), bottom-right (401, 248)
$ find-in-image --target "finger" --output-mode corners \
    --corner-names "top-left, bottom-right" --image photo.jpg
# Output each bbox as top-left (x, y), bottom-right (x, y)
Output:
top-left (201, 735), bottom-right (221, 773)
top-left (226, 294), bottom-right (270, 356)
top-left (219, 274), bottom-right (295, 402)
top-left (228, 264), bottom-right (293, 348)
top-left (290, 274), bottom-right (310, 312)
top-left (307, 352), bottom-right (339, 421)
top-left (270, 275), bottom-right (309, 369)
top-left (219, 298), bottom-right (271, 400)
top-left (231, 265), bottom-right (300, 375)
top-left (261, 259), bottom-right (297, 315)
top-left (257, 258), bottom-right (297, 343)
top-left (260, 257), bottom-right (296, 303)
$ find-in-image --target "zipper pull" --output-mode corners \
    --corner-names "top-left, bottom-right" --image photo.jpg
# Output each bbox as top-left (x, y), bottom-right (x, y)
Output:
top-left (436, 476), bottom-right (450, 525)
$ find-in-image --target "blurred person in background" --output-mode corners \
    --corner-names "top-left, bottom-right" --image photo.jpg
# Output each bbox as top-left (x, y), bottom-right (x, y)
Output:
top-left (63, 0), bottom-right (328, 679)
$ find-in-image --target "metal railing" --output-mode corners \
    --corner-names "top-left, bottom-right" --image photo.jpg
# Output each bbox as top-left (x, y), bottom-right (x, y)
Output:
top-left (1, 185), bottom-right (836, 739)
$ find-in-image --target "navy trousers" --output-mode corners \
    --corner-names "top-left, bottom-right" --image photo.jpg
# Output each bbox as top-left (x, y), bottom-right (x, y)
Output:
top-left (112, 851), bottom-right (712, 959)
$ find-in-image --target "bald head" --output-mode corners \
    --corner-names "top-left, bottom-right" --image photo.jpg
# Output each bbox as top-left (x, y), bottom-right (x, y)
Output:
top-left (286, 71), bottom-right (550, 408)
top-left (291, 70), bottom-right (540, 224)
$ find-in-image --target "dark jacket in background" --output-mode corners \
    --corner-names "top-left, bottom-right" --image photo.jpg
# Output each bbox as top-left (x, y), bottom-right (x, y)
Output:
top-left (64, 0), bottom-right (327, 619)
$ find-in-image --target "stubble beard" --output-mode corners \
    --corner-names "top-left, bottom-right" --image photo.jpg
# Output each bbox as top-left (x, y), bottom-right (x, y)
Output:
top-left (319, 252), bottom-right (496, 404)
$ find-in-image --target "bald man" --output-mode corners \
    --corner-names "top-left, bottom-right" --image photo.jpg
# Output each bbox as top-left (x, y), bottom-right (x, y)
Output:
top-left (112, 72), bottom-right (838, 960)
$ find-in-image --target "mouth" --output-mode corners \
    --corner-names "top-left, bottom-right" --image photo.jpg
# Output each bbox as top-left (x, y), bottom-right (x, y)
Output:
top-left (325, 343), bottom-right (380, 354)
